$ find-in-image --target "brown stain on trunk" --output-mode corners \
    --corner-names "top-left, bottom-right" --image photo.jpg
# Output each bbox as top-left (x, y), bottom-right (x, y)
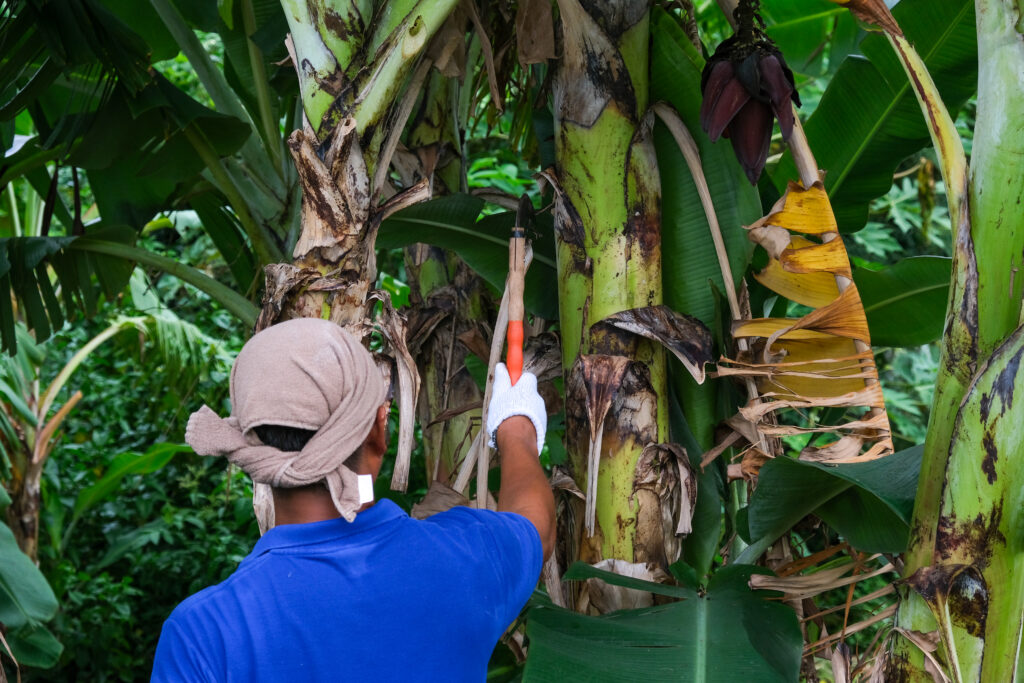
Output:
top-left (980, 430), bottom-right (998, 484)
top-left (935, 503), bottom-right (1006, 569)
top-left (979, 342), bottom-right (1023, 421)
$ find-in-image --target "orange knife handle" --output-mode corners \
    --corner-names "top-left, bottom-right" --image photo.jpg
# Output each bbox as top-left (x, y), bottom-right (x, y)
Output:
top-left (506, 320), bottom-right (524, 385)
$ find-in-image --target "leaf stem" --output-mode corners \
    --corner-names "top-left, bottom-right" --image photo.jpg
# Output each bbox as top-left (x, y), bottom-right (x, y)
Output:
top-left (183, 123), bottom-right (282, 265)
top-left (240, 0), bottom-right (284, 173)
top-left (69, 238), bottom-right (259, 328)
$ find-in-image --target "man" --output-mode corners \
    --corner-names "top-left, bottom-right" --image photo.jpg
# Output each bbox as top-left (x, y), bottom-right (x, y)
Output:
top-left (151, 318), bottom-right (554, 681)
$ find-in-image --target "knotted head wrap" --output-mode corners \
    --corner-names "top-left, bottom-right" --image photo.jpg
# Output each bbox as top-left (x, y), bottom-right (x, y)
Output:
top-left (185, 318), bottom-right (388, 521)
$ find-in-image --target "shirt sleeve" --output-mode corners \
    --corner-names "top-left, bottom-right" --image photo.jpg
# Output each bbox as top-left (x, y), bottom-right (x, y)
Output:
top-left (151, 615), bottom-right (216, 682)
top-left (483, 511), bottom-right (544, 622)
top-left (433, 507), bottom-right (543, 628)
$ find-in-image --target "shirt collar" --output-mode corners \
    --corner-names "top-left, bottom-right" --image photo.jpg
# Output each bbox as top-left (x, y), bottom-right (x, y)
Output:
top-left (250, 498), bottom-right (406, 557)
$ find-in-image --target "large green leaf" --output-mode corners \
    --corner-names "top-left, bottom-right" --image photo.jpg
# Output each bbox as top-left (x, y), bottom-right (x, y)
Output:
top-left (191, 192), bottom-right (258, 291)
top-left (377, 194), bottom-right (559, 320)
top-left (855, 256), bottom-right (951, 347)
top-left (71, 443), bottom-right (190, 524)
top-left (0, 523), bottom-right (58, 629)
top-left (0, 225), bottom-right (136, 352)
top-left (7, 622), bottom-right (63, 669)
top-left (742, 446), bottom-right (922, 560)
top-left (523, 564), bottom-right (801, 682)
top-left (762, 0), bottom-right (861, 77)
top-left (773, 0), bottom-right (977, 232)
top-left (76, 78), bottom-right (252, 227)
top-left (99, 0), bottom-right (179, 61)
top-left (650, 7), bottom-right (761, 449)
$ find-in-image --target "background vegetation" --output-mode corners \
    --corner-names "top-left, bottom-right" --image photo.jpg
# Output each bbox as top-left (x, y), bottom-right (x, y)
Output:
top-left (2, 0), bottom-right (1016, 680)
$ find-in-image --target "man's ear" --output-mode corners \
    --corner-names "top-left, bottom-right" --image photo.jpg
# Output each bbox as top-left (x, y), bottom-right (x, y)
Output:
top-left (367, 403), bottom-right (390, 457)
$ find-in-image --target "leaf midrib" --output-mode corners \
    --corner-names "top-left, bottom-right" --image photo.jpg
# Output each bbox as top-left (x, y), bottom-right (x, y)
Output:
top-left (767, 8), bottom-right (844, 31)
top-left (862, 281), bottom-right (948, 315)
top-left (827, 3), bottom-right (972, 199)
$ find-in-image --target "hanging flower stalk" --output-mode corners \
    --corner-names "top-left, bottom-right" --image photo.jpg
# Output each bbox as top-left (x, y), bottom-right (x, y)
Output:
top-left (699, 0), bottom-right (800, 184)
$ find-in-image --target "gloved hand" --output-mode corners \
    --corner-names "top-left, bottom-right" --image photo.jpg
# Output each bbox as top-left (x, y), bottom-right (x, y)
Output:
top-left (486, 363), bottom-right (547, 455)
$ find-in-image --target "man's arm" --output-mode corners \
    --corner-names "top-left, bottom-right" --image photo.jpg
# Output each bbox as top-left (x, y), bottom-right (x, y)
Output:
top-left (495, 416), bottom-right (556, 559)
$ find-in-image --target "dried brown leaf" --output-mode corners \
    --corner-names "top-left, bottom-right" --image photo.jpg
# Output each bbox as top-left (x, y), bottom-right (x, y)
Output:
top-left (750, 559), bottom-right (895, 601)
top-left (806, 605), bottom-right (896, 654)
top-left (411, 481), bottom-right (469, 519)
top-left (599, 305), bottom-right (713, 383)
top-left (369, 291), bottom-right (421, 492)
top-left (577, 355), bottom-right (630, 535)
top-left (515, 0), bottom-right (556, 65)
top-left (463, 0), bottom-right (502, 112)
top-left (831, 643), bottom-right (852, 683)
top-left (523, 332), bottom-right (563, 381)
top-left (585, 559), bottom-right (671, 613)
top-left (288, 128), bottom-right (366, 261)
top-left (749, 224), bottom-right (793, 260)
top-left (833, 0), bottom-right (903, 36)
top-left (457, 327), bottom-right (491, 362)
top-left (632, 443), bottom-right (695, 536)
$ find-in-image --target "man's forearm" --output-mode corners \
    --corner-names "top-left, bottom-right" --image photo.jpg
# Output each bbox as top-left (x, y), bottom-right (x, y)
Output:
top-left (496, 416), bottom-right (556, 558)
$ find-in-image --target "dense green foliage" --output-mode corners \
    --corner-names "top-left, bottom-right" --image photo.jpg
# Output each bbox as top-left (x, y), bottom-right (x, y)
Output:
top-left (2, 0), bottom-right (1009, 680)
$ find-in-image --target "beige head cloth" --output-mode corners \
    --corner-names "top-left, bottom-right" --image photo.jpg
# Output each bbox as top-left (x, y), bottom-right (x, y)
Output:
top-left (185, 318), bottom-right (387, 522)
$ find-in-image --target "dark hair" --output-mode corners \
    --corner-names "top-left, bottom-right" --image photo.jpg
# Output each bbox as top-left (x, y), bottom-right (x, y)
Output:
top-left (252, 424), bottom-right (317, 452)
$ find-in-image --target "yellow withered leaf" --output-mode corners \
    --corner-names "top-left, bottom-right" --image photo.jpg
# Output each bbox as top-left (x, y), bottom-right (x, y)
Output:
top-left (733, 318), bottom-right (837, 341)
top-left (785, 285), bottom-right (871, 344)
top-left (760, 336), bottom-right (869, 399)
top-left (762, 181), bottom-right (839, 235)
top-left (780, 238), bottom-right (852, 277)
top-left (709, 179), bottom-right (893, 470)
top-left (733, 286), bottom-right (871, 345)
top-left (754, 236), bottom-right (840, 308)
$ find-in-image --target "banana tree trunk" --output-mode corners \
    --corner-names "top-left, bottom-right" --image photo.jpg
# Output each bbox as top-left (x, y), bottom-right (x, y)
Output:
top-left (251, 1), bottom-right (458, 528)
top-left (267, 0), bottom-right (459, 328)
top-left (891, 1), bottom-right (1024, 679)
top-left (552, 0), bottom-right (670, 570)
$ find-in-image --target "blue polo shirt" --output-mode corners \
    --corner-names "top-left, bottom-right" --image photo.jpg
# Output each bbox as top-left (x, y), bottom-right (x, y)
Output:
top-left (151, 499), bottom-right (542, 682)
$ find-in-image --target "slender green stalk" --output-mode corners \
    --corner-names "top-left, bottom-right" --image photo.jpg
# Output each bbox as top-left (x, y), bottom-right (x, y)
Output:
top-left (184, 123), bottom-right (282, 265)
top-left (0, 142), bottom-right (61, 189)
top-left (240, 0), bottom-right (284, 173)
top-left (69, 239), bottom-right (259, 327)
top-left (149, 0), bottom-right (282, 191)
top-left (7, 183), bottom-right (21, 237)
top-left (37, 321), bottom-right (132, 425)
top-left (149, 0), bottom-right (248, 122)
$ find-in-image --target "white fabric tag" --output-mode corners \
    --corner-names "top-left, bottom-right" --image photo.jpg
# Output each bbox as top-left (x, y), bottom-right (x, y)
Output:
top-left (357, 474), bottom-right (375, 505)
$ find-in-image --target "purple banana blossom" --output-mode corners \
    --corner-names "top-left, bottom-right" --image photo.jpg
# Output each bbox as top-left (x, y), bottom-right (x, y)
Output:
top-left (700, 37), bottom-right (801, 185)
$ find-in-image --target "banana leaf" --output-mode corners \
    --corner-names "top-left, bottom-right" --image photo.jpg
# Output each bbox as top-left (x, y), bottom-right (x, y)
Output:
top-left (377, 194), bottom-right (559, 320)
top-left (772, 0), bottom-right (977, 232)
top-left (524, 563), bottom-right (801, 682)
top-left (855, 256), bottom-right (950, 347)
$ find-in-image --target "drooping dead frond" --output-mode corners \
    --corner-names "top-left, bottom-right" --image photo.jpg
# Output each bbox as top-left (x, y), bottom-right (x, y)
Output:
top-left (366, 290), bottom-right (421, 492)
top-left (717, 180), bottom-right (893, 466)
top-left (599, 306), bottom-right (713, 384)
top-left (631, 443), bottom-right (695, 565)
top-left (571, 355), bottom-right (631, 537)
top-left (751, 549), bottom-right (901, 667)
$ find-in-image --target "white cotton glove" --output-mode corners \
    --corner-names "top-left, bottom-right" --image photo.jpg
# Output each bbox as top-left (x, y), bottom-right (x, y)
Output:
top-left (486, 363), bottom-right (547, 455)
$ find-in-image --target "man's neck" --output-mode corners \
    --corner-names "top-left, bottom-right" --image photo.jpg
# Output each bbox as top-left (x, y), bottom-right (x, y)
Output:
top-left (270, 484), bottom-right (375, 526)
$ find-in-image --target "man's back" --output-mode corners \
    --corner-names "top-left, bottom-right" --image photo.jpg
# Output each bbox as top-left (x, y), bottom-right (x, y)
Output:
top-left (151, 499), bottom-right (541, 682)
